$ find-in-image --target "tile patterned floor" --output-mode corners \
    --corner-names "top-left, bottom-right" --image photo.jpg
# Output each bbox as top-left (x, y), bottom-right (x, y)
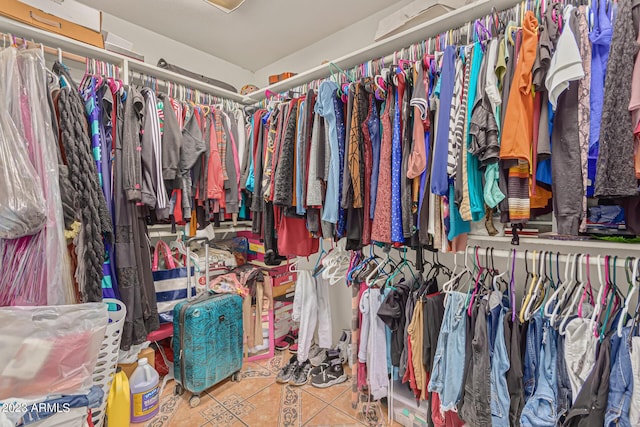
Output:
top-left (133, 351), bottom-right (402, 427)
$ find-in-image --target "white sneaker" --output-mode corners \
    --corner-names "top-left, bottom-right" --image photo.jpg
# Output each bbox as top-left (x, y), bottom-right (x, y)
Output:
top-left (333, 330), bottom-right (352, 364)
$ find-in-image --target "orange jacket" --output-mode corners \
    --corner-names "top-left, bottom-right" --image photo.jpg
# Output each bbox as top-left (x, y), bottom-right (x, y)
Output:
top-left (500, 11), bottom-right (539, 165)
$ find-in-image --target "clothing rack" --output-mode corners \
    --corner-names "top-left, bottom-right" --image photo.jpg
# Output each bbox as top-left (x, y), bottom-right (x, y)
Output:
top-left (129, 70), bottom-right (242, 110)
top-left (457, 245), bottom-right (639, 272)
top-left (0, 30), bottom-right (85, 63)
top-left (244, 0), bottom-right (522, 103)
top-left (0, 15), bottom-right (249, 104)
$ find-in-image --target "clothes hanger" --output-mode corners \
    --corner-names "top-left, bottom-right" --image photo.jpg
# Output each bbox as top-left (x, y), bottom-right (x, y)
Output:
top-left (312, 239), bottom-right (329, 277)
top-left (491, 248), bottom-right (507, 293)
top-left (548, 253), bottom-right (578, 325)
top-left (577, 254), bottom-right (595, 318)
top-left (558, 254), bottom-right (588, 335)
top-left (365, 248), bottom-right (393, 288)
top-left (466, 247), bottom-right (487, 317)
top-left (596, 256), bottom-right (621, 340)
top-left (519, 250), bottom-right (537, 323)
top-left (384, 248), bottom-right (417, 290)
top-left (508, 248), bottom-right (518, 321)
top-left (527, 251), bottom-right (550, 320)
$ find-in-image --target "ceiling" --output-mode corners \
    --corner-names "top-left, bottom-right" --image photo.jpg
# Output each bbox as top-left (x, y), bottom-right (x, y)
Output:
top-left (76, 0), bottom-right (400, 71)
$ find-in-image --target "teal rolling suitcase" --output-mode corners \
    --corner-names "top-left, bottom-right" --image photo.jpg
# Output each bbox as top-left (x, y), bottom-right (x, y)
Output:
top-left (172, 238), bottom-right (243, 408)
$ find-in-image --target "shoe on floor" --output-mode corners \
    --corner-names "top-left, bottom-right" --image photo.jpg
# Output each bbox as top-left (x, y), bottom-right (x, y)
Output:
top-left (275, 330), bottom-right (297, 351)
top-left (309, 349), bottom-right (340, 377)
top-left (334, 330), bottom-right (352, 364)
top-left (289, 360), bottom-right (312, 386)
top-left (311, 358), bottom-right (347, 388)
top-left (276, 355), bottom-right (298, 383)
top-left (309, 346), bottom-right (327, 367)
top-left (289, 343), bottom-right (298, 353)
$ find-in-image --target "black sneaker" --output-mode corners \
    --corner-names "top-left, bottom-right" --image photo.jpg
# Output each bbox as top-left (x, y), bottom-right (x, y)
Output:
top-left (276, 356), bottom-right (298, 384)
top-left (311, 358), bottom-right (347, 388)
top-left (289, 360), bottom-right (312, 386)
top-left (309, 349), bottom-right (340, 376)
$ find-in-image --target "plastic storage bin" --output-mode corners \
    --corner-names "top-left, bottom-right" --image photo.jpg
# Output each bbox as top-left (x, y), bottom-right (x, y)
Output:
top-left (390, 380), bottom-right (428, 427)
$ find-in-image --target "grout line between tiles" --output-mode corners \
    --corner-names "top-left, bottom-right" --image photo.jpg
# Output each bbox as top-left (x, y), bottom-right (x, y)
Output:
top-left (208, 394), bottom-right (250, 427)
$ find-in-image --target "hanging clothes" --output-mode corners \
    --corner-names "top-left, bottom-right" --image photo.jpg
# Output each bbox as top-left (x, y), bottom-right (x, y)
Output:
top-left (595, 0), bottom-right (639, 198)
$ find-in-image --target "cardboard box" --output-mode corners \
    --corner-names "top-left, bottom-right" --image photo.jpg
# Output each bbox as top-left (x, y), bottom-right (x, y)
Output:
top-left (19, 0), bottom-right (101, 32)
top-left (272, 281), bottom-right (295, 301)
top-left (274, 301), bottom-right (293, 315)
top-left (1, 0), bottom-right (104, 48)
top-left (118, 347), bottom-right (155, 378)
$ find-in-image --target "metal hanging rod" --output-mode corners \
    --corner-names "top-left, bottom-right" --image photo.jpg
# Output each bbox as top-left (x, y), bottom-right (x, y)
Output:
top-left (1, 30), bottom-right (85, 63)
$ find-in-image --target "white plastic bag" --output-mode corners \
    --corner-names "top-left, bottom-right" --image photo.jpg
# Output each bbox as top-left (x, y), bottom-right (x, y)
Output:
top-left (0, 303), bottom-right (108, 400)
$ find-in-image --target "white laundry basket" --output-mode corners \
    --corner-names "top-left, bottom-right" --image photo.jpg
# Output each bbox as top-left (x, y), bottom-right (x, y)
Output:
top-left (91, 299), bottom-right (126, 427)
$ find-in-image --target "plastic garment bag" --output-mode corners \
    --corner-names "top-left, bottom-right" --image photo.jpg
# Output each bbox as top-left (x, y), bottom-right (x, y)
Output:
top-left (0, 48), bottom-right (46, 238)
top-left (0, 48), bottom-right (74, 305)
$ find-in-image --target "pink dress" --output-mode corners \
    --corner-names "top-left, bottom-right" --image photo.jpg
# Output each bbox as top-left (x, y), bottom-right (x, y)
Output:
top-left (370, 92), bottom-right (393, 243)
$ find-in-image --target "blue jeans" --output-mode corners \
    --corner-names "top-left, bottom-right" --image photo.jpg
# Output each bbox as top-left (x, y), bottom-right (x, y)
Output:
top-left (520, 322), bottom-right (558, 427)
top-left (523, 314), bottom-right (543, 401)
top-left (605, 327), bottom-right (633, 427)
top-left (490, 304), bottom-right (511, 427)
top-left (428, 291), bottom-right (467, 411)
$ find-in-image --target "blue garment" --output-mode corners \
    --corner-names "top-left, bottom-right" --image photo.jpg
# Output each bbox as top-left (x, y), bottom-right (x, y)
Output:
top-left (523, 314), bottom-right (544, 401)
top-left (431, 46), bottom-right (456, 196)
top-left (605, 327), bottom-right (634, 427)
top-left (520, 323), bottom-right (558, 427)
top-left (295, 100), bottom-right (306, 215)
top-left (447, 182), bottom-right (470, 240)
top-left (588, 0), bottom-right (613, 197)
top-left (333, 95), bottom-right (348, 237)
top-left (417, 129), bottom-right (431, 227)
top-left (466, 43), bottom-right (486, 221)
top-left (316, 81), bottom-right (340, 223)
top-left (537, 102), bottom-right (554, 185)
top-left (391, 82), bottom-right (404, 243)
top-left (490, 298), bottom-right (511, 427)
top-left (246, 116), bottom-right (255, 193)
top-left (369, 101), bottom-right (381, 219)
top-left (428, 291), bottom-right (467, 411)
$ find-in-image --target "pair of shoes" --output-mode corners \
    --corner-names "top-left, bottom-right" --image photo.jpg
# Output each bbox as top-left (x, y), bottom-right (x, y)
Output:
top-left (310, 350), bottom-right (347, 388)
top-left (276, 355), bottom-right (312, 386)
top-left (334, 330), bottom-right (352, 364)
top-left (275, 328), bottom-right (298, 351)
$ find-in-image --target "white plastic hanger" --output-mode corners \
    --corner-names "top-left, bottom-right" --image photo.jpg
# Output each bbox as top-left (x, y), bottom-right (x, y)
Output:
top-left (559, 254), bottom-right (587, 335)
top-left (589, 255), bottom-right (608, 335)
top-left (547, 253), bottom-right (576, 324)
top-left (618, 258), bottom-right (640, 337)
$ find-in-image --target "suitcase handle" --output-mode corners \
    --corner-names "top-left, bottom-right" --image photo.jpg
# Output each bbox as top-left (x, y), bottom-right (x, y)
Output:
top-left (186, 237), bottom-right (210, 301)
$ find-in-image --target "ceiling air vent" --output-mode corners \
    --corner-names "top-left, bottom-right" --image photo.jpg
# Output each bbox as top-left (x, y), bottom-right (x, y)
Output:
top-left (203, 0), bottom-right (246, 13)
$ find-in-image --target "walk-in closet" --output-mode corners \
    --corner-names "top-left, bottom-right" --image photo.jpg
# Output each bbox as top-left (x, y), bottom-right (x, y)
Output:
top-left (0, 0), bottom-right (639, 426)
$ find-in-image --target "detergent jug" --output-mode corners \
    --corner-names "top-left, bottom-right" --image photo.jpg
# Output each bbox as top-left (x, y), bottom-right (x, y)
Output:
top-left (106, 367), bottom-right (130, 427)
top-left (129, 358), bottom-right (160, 423)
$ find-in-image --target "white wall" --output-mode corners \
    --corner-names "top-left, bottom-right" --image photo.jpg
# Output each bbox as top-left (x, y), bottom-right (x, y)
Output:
top-left (252, 0), bottom-right (413, 87)
top-left (101, 13), bottom-right (256, 90)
